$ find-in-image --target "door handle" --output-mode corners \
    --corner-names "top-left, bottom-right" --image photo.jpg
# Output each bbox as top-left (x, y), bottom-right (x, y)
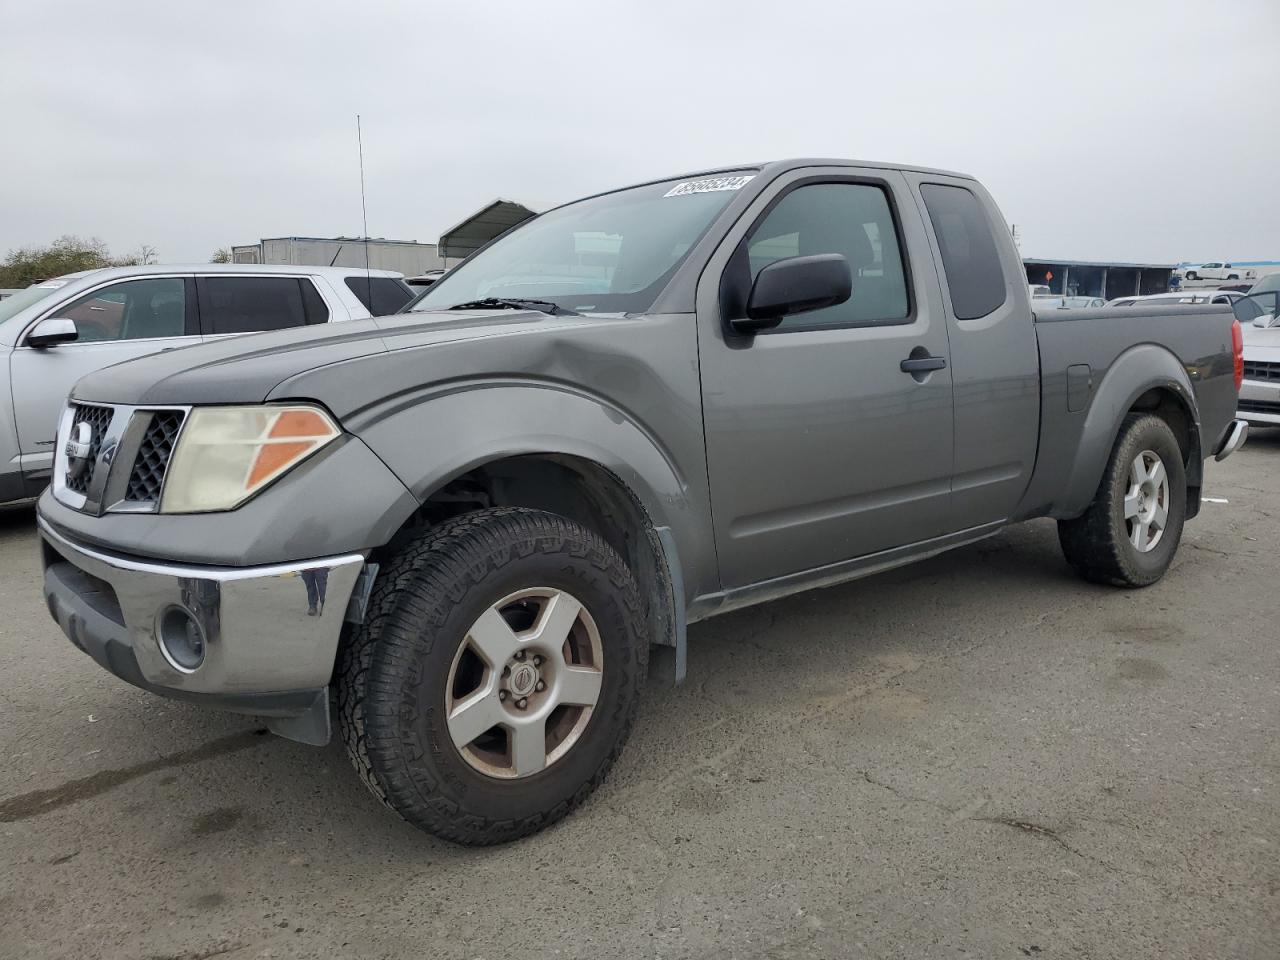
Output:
top-left (900, 355), bottom-right (947, 373)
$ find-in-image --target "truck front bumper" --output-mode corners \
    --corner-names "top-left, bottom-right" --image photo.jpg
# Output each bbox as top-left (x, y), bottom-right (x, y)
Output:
top-left (38, 516), bottom-right (365, 744)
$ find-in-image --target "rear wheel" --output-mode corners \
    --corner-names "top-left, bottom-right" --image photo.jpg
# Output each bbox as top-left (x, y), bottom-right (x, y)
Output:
top-left (1058, 414), bottom-right (1186, 587)
top-left (337, 507), bottom-right (646, 844)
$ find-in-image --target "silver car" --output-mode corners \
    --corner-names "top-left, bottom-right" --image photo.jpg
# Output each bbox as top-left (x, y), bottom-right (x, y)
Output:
top-left (0, 263), bottom-right (412, 506)
top-left (1236, 291), bottom-right (1280, 427)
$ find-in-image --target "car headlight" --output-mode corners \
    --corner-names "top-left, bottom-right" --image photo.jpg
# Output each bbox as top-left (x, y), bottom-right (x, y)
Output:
top-left (160, 404), bottom-right (340, 513)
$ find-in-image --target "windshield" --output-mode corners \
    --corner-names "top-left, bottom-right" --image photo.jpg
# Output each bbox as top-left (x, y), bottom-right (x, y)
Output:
top-left (1249, 273), bottom-right (1280, 295)
top-left (413, 173), bottom-right (755, 314)
top-left (1236, 292), bottom-right (1279, 326)
top-left (0, 279), bottom-right (70, 325)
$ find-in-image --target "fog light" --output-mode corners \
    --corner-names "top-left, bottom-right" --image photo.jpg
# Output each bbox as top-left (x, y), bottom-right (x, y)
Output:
top-left (158, 606), bottom-right (205, 672)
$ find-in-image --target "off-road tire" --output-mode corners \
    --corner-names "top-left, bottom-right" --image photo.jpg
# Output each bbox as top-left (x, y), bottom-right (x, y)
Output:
top-left (336, 507), bottom-right (646, 845)
top-left (1057, 413), bottom-right (1186, 587)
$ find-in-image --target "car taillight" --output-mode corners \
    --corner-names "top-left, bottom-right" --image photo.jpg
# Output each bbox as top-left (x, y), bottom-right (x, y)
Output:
top-left (1232, 319), bottom-right (1244, 391)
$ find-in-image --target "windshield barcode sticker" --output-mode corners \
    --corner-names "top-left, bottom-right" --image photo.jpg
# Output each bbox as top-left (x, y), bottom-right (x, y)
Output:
top-left (664, 175), bottom-right (755, 198)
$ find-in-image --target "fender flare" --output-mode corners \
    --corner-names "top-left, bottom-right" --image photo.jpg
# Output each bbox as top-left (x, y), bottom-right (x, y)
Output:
top-left (349, 380), bottom-right (712, 667)
top-left (1059, 343), bottom-right (1201, 518)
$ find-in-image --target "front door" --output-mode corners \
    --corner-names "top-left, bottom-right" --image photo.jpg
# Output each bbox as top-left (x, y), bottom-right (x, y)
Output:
top-left (10, 276), bottom-right (199, 486)
top-left (697, 170), bottom-right (955, 589)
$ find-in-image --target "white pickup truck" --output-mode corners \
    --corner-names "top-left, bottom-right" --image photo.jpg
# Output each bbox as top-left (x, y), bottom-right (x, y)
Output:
top-left (1184, 262), bottom-right (1252, 282)
top-left (0, 263), bottom-right (413, 506)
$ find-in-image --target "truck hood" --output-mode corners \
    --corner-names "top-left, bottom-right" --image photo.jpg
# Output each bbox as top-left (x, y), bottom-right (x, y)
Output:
top-left (70, 309), bottom-right (596, 407)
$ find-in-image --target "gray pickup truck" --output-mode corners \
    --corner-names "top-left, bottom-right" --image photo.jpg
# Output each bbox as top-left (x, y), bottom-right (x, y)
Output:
top-left (38, 159), bottom-right (1247, 845)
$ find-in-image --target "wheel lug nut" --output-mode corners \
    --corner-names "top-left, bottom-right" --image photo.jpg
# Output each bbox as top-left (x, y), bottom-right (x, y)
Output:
top-left (514, 650), bottom-right (525, 661)
top-left (532, 655), bottom-right (543, 666)
top-left (502, 665), bottom-right (510, 677)
top-left (499, 690), bottom-right (509, 701)
top-left (516, 697), bottom-right (528, 710)
top-left (535, 680), bottom-right (546, 692)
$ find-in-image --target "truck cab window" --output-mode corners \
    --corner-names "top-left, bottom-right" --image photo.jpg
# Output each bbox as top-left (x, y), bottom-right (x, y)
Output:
top-left (741, 182), bottom-right (910, 329)
top-left (920, 183), bottom-right (1008, 320)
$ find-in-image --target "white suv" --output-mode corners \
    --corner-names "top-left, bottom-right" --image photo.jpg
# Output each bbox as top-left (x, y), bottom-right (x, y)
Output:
top-left (0, 264), bottom-right (412, 507)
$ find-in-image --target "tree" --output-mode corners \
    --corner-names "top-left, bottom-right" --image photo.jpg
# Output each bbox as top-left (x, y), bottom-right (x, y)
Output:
top-left (210, 247), bottom-right (232, 264)
top-left (0, 235), bottom-right (111, 287)
top-left (0, 235), bottom-right (160, 287)
top-left (110, 244), bottom-right (158, 267)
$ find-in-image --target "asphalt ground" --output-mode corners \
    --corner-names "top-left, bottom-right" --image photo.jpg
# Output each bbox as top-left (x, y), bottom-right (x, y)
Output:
top-left (1, 434), bottom-right (1277, 959)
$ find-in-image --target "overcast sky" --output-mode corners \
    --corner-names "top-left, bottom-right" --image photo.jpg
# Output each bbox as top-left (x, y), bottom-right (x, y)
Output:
top-left (2, 0), bottom-right (1277, 266)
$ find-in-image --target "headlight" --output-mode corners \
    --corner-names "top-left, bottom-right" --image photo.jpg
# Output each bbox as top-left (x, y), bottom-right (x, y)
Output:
top-left (160, 405), bottom-right (340, 513)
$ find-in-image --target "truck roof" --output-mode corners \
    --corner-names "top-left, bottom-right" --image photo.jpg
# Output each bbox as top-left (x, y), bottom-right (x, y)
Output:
top-left (553, 158), bottom-right (976, 212)
top-left (713, 157), bottom-right (975, 180)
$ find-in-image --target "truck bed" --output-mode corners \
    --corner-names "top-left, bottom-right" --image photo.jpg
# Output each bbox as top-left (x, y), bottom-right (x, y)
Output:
top-left (1017, 302), bottom-right (1239, 521)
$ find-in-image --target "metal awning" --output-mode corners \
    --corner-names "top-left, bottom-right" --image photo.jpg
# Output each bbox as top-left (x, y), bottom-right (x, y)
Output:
top-left (438, 199), bottom-right (542, 260)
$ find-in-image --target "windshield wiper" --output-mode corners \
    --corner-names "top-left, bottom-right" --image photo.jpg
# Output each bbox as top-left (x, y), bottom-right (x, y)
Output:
top-left (446, 297), bottom-right (576, 316)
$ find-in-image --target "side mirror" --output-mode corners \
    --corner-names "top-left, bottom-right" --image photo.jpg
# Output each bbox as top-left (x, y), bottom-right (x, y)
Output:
top-left (27, 316), bottom-right (79, 348)
top-left (733, 254), bottom-right (853, 333)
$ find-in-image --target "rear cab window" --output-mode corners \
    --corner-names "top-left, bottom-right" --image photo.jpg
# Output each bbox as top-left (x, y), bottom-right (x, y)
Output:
top-left (920, 183), bottom-right (1007, 320)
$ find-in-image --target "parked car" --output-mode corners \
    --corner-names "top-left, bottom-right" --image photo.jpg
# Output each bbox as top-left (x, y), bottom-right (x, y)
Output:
top-left (38, 159), bottom-right (1246, 844)
top-left (0, 264), bottom-right (412, 506)
top-left (1107, 291), bottom-right (1243, 308)
top-left (1184, 262), bottom-right (1250, 282)
top-left (1234, 291), bottom-right (1280, 427)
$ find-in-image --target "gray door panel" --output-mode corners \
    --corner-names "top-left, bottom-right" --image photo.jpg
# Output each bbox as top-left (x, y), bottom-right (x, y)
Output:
top-left (903, 172), bottom-right (1040, 526)
top-left (696, 168), bottom-right (956, 590)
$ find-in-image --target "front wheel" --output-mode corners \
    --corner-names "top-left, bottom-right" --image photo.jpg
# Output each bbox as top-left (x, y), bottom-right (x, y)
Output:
top-left (337, 507), bottom-right (647, 844)
top-left (1185, 271), bottom-right (1199, 280)
top-left (1058, 413), bottom-right (1187, 587)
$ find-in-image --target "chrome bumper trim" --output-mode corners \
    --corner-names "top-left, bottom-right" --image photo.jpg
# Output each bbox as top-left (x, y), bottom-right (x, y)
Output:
top-left (39, 517), bottom-right (364, 696)
top-left (1215, 419), bottom-right (1248, 462)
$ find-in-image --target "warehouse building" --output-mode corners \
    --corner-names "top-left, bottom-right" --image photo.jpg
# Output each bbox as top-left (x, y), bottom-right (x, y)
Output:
top-left (231, 236), bottom-right (444, 276)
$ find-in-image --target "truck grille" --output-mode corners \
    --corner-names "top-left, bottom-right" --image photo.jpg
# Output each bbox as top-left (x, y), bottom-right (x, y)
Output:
top-left (124, 410), bottom-right (185, 503)
top-left (65, 404), bottom-right (113, 495)
top-left (1238, 399), bottom-right (1280, 415)
top-left (1243, 360), bottom-right (1280, 382)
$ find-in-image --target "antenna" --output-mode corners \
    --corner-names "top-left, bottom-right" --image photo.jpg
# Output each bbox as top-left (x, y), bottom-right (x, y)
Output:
top-left (357, 114), bottom-right (372, 310)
